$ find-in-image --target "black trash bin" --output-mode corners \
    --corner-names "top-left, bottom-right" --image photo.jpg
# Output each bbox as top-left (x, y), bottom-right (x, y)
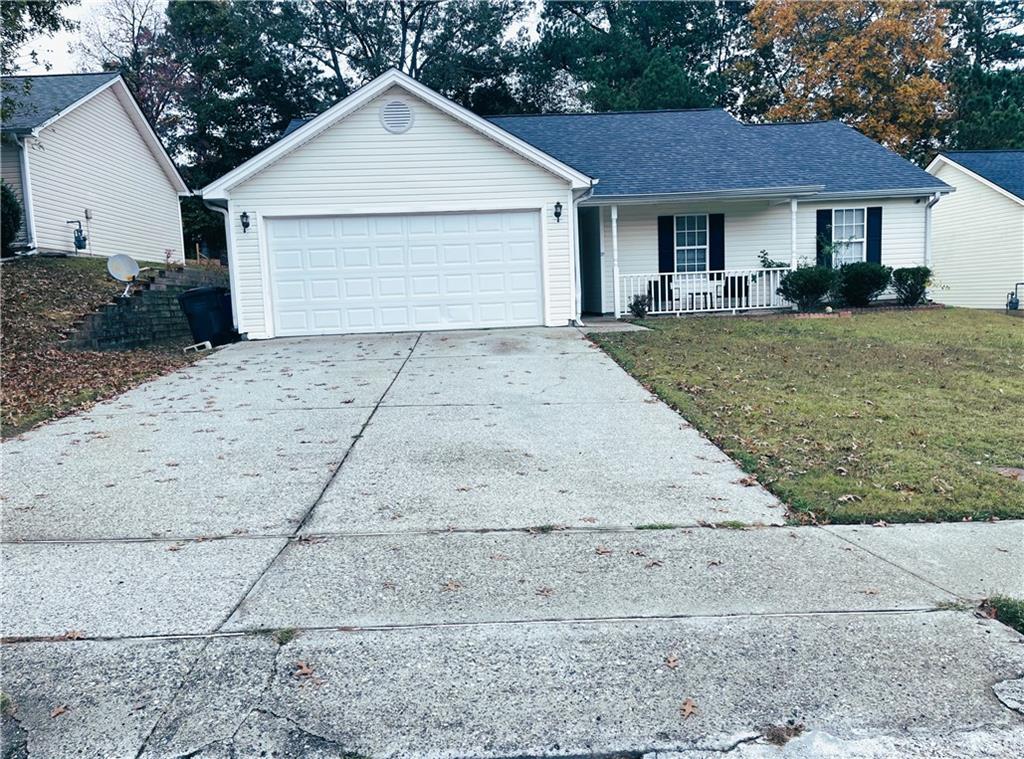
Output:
top-left (177, 286), bottom-right (236, 346)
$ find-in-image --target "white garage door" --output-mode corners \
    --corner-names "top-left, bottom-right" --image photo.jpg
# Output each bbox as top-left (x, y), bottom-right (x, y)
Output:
top-left (267, 211), bottom-right (544, 336)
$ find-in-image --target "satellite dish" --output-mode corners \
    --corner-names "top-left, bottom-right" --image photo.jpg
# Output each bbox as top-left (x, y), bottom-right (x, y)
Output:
top-left (107, 254), bottom-right (141, 297)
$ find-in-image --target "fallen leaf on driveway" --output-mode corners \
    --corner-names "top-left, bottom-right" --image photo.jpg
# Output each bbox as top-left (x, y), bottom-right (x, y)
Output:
top-left (707, 560), bottom-right (722, 568)
top-left (680, 698), bottom-right (698, 719)
top-left (645, 559), bottom-right (664, 569)
top-left (535, 586), bottom-right (555, 598)
top-left (441, 579), bottom-right (463, 592)
top-left (57, 630), bottom-right (84, 640)
top-left (736, 475), bottom-right (759, 487)
top-left (595, 545), bottom-right (613, 556)
top-left (665, 655), bottom-right (679, 670)
top-left (628, 548), bottom-right (647, 557)
top-left (50, 705), bottom-right (68, 718)
top-left (294, 661), bottom-right (315, 679)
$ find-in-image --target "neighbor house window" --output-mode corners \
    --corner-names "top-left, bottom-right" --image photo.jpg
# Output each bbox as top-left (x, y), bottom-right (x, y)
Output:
top-left (674, 214), bottom-right (708, 272)
top-left (832, 208), bottom-right (866, 266)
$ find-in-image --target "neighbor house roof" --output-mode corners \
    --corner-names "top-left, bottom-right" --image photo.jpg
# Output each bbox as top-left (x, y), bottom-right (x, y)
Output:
top-left (1, 71), bottom-right (189, 194)
top-left (487, 110), bottom-right (951, 200)
top-left (1, 72), bottom-right (121, 133)
top-left (937, 150), bottom-right (1024, 202)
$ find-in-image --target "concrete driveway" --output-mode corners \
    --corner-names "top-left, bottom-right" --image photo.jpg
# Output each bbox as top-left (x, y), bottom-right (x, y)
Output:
top-left (1, 328), bottom-right (1022, 758)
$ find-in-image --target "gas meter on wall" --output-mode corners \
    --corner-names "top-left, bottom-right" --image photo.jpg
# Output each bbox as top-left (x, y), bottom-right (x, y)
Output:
top-left (66, 220), bottom-right (87, 250)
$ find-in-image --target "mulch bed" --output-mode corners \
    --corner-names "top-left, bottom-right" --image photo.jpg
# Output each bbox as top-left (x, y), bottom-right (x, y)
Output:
top-left (1, 256), bottom-right (197, 437)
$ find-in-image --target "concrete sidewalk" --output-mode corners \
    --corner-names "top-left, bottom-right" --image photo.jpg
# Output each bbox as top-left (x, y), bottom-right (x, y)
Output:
top-left (2, 328), bottom-right (1022, 758)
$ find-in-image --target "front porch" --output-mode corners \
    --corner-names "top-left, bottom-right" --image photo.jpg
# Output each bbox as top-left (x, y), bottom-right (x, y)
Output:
top-left (577, 197), bottom-right (805, 317)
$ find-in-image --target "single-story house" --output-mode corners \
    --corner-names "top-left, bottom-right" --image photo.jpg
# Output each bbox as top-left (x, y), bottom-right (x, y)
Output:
top-left (1, 72), bottom-right (189, 261)
top-left (926, 151), bottom-right (1024, 309)
top-left (202, 68), bottom-right (951, 339)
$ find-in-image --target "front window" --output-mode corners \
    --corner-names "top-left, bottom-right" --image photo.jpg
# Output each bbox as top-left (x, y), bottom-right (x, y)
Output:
top-left (675, 214), bottom-right (707, 272)
top-left (833, 208), bottom-right (865, 266)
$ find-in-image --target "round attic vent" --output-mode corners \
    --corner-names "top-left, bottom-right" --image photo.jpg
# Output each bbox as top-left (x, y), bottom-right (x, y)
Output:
top-left (380, 100), bottom-right (414, 134)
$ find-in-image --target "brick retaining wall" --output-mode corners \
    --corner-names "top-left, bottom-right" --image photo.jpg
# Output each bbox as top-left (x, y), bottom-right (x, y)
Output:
top-left (64, 266), bottom-right (230, 352)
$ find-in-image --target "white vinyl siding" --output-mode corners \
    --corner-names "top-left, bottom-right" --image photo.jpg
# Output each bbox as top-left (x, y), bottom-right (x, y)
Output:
top-left (25, 86), bottom-right (183, 261)
top-left (597, 198), bottom-right (928, 313)
top-left (228, 86), bottom-right (574, 338)
top-left (0, 137), bottom-right (25, 237)
top-left (929, 162), bottom-right (1024, 309)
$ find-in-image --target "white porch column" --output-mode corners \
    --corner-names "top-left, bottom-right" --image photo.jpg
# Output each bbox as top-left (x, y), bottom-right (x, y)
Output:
top-left (789, 198), bottom-right (798, 269)
top-left (924, 193), bottom-right (936, 269)
top-left (611, 205), bottom-right (621, 317)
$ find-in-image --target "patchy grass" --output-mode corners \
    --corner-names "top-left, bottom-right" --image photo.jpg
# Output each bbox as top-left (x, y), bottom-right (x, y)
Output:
top-left (272, 627), bottom-right (299, 646)
top-left (1, 256), bottom-right (197, 437)
top-left (635, 522), bottom-right (677, 530)
top-left (985, 596), bottom-right (1024, 635)
top-left (593, 309), bottom-right (1024, 524)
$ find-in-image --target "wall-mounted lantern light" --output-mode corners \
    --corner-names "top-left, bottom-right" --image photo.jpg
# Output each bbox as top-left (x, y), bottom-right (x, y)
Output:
top-left (240, 211), bottom-right (251, 233)
top-left (554, 202), bottom-right (563, 223)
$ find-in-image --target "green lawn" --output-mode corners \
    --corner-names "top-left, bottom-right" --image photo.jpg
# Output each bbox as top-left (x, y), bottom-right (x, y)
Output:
top-left (593, 309), bottom-right (1024, 524)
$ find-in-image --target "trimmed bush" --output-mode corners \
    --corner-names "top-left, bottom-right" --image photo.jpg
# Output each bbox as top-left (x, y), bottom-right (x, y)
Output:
top-left (1, 181), bottom-right (22, 258)
top-left (627, 293), bottom-right (651, 319)
top-left (777, 266), bottom-right (835, 312)
top-left (832, 262), bottom-right (892, 307)
top-left (891, 266), bottom-right (931, 306)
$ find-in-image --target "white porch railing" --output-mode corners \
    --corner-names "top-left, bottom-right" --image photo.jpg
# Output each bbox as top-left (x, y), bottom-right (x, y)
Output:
top-left (619, 268), bottom-right (792, 316)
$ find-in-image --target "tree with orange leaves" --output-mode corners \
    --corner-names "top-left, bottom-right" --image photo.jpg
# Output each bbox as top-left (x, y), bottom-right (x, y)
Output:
top-left (742, 0), bottom-right (949, 161)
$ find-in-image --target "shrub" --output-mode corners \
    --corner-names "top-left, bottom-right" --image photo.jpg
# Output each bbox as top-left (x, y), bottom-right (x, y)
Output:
top-left (832, 262), bottom-right (892, 307)
top-left (1, 181), bottom-right (22, 258)
top-left (891, 266), bottom-right (931, 306)
top-left (777, 266), bottom-right (835, 312)
top-left (628, 293), bottom-right (651, 319)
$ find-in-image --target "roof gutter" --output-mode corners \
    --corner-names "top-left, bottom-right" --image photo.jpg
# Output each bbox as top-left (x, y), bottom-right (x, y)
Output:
top-left (578, 185), bottom-right (824, 206)
top-left (203, 197), bottom-right (240, 332)
top-left (811, 187), bottom-right (953, 201)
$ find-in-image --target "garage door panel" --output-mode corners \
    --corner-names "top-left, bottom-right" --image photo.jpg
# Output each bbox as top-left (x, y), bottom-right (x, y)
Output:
top-left (307, 249), bottom-right (338, 268)
top-left (409, 245), bottom-right (438, 265)
top-left (267, 211), bottom-right (544, 336)
top-left (343, 247), bottom-right (371, 268)
top-left (274, 250), bottom-right (304, 270)
top-left (305, 218), bottom-right (336, 238)
top-left (377, 247), bottom-right (405, 267)
top-left (476, 243), bottom-right (503, 263)
top-left (309, 279), bottom-right (340, 300)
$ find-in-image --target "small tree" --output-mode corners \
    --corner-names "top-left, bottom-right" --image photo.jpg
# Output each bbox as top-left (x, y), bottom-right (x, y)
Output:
top-left (777, 266), bottom-right (836, 312)
top-left (891, 266), bottom-right (932, 306)
top-left (1, 181), bottom-right (22, 258)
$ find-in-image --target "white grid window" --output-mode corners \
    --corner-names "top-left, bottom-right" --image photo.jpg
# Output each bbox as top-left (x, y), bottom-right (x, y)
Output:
top-left (674, 215), bottom-right (708, 272)
top-left (833, 208), bottom-right (865, 267)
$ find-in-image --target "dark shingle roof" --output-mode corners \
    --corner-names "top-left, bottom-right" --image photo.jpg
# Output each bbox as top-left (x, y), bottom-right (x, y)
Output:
top-left (942, 150), bottom-right (1024, 201)
top-left (1, 72), bottom-right (121, 132)
top-left (488, 109), bottom-right (949, 197)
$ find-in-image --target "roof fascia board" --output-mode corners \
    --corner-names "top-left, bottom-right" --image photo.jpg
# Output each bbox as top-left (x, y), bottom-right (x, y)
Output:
top-left (202, 69), bottom-right (593, 199)
top-left (927, 154), bottom-right (1023, 207)
top-left (578, 186), bottom-right (824, 206)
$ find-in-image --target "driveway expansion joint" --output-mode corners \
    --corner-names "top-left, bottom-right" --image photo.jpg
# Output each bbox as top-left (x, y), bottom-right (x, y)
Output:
top-left (210, 332), bottom-right (424, 633)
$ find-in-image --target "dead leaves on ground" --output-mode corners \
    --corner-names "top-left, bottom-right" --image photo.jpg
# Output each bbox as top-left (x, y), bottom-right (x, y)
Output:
top-left (679, 698), bottom-right (698, 719)
top-left (50, 704), bottom-right (69, 718)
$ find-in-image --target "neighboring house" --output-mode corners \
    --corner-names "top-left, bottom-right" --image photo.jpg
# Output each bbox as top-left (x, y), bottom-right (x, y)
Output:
top-left (1, 72), bottom-right (188, 261)
top-left (202, 69), bottom-right (951, 339)
top-left (926, 151), bottom-right (1024, 309)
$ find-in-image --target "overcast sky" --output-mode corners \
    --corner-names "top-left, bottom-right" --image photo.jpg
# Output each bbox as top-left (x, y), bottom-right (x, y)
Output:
top-left (14, 1), bottom-right (91, 76)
